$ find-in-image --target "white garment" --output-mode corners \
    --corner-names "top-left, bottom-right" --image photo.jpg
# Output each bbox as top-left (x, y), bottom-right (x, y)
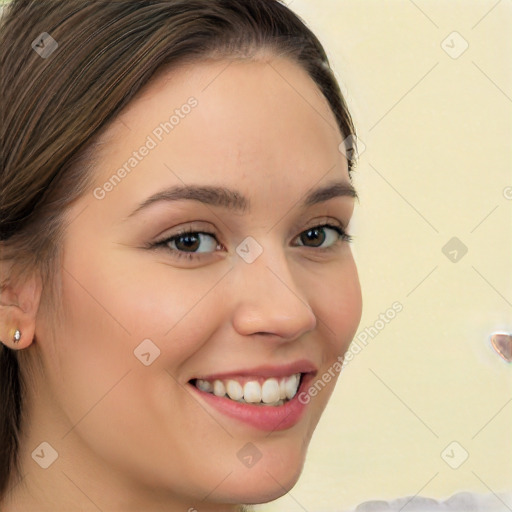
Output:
top-left (345, 491), bottom-right (512, 511)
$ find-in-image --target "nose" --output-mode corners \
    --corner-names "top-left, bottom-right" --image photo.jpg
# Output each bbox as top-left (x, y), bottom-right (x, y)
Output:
top-left (230, 247), bottom-right (317, 342)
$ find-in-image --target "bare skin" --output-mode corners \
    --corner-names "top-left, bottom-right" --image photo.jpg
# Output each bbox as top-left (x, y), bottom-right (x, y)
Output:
top-left (1, 56), bottom-right (362, 511)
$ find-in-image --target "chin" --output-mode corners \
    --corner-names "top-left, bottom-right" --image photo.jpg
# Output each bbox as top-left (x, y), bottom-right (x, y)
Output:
top-left (232, 471), bottom-right (304, 505)
top-left (227, 443), bottom-right (307, 505)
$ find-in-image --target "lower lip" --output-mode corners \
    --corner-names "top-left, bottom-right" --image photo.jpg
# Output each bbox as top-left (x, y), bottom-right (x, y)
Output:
top-left (188, 373), bottom-right (314, 432)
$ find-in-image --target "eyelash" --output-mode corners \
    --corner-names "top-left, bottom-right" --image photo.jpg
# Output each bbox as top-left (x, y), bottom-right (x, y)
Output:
top-left (149, 223), bottom-right (353, 261)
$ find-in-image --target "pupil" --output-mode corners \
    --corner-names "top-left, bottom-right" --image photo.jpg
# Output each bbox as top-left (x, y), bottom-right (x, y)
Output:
top-left (302, 228), bottom-right (325, 247)
top-left (177, 234), bottom-right (200, 251)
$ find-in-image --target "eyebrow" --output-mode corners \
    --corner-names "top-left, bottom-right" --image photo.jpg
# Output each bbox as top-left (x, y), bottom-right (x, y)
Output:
top-left (126, 180), bottom-right (358, 218)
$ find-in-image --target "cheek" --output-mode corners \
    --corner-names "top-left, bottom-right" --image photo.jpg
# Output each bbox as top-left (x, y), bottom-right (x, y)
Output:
top-left (54, 252), bottom-right (228, 481)
top-left (292, 257), bottom-right (362, 417)
top-left (53, 261), bottom-right (137, 429)
top-left (113, 261), bottom-right (229, 368)
top-left (62, 243), bottom-right (225, 365)
top-left (310, 257), bottom-right (363, 356)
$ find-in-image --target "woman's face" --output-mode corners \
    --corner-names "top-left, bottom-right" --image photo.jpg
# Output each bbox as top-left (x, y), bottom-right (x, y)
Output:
top-left (40, 57), bottom-right (361, 508)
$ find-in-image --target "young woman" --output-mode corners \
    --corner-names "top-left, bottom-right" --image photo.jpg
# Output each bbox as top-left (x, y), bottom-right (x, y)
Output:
top-left (0, 1), bottom-right (362, 510)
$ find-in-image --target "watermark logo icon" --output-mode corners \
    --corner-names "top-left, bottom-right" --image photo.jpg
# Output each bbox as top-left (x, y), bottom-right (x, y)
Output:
top-left (442, 237), bottom-right (468, 263)
top-left (237, 442), bottom-right (262, 468)
top-left (134, 338), bottom-right (161, 366)
top-left (441, 32), bottom-right (468, 59)
top-left (31, 442), bottom-right (59, 469)
top-left (31, 32), bottom-right (58, 58)
top-left (339, 134), bottom-right (366, 161)
top-left (236, 236), bottom-right (263, 264)
top-left (441, 441), bottom-right (469, 469)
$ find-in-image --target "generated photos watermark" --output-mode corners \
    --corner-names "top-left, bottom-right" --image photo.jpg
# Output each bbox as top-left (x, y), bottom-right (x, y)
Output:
top-left (93, 97), bottom-right (198, 200)
top-left (298, 301), bottom-right (403, 404)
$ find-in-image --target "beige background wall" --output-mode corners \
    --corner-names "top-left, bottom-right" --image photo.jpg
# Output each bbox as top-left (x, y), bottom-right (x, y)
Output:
top-left (259, 1), bottom-right (512, 510)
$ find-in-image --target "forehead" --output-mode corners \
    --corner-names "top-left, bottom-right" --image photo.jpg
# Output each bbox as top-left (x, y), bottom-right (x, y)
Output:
top-left (90, 57), bottom-right (349, 209)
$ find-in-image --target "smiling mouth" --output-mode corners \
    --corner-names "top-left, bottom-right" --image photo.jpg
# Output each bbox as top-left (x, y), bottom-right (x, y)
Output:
top-left (189, 373), bottom-right (303, 407)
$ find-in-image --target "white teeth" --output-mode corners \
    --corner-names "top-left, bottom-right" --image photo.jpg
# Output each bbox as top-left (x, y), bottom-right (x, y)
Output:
top-left (243, 381), bottom-right (262, 403)
top-left (226, 380), bottom-right (244, 401)
top-left (279, 379), bottom-right (287, 400)
top-left (284, 374), bottom-right (299, 399)
top-left (213, 380), bottom-right (226, 397)
top-left (195, 373), bottom-right (301, 405)
top-left (261, 378), bottom-right (280, 404)
top-left (196, 379), bottom-right (213, 393)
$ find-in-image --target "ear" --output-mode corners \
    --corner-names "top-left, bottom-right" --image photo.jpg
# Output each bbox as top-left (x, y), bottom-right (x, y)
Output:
top-left (0, 265), bottom-right (42, 350)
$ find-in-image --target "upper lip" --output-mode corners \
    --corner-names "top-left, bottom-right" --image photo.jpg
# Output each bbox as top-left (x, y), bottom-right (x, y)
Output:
top-left (190, 359), bottom-right (318, 381)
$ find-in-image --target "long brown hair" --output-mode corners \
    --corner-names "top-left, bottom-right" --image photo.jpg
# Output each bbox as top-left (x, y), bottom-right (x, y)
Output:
top-left (0, 0), bottom-right (356, 499)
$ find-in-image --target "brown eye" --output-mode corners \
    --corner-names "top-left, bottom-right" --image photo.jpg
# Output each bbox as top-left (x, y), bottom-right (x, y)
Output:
top-left (295, 224), bottom-right (350, 249)
top-left (299, 227), bottom-right (326, 247)
top-left (174, 233), bottom-right (201, 252)
top-left (155, 230), bottom-right (220, 255)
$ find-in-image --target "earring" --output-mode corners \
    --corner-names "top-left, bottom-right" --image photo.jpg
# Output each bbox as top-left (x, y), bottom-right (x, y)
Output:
top-left (12, 329), bottom-right (21, 344)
